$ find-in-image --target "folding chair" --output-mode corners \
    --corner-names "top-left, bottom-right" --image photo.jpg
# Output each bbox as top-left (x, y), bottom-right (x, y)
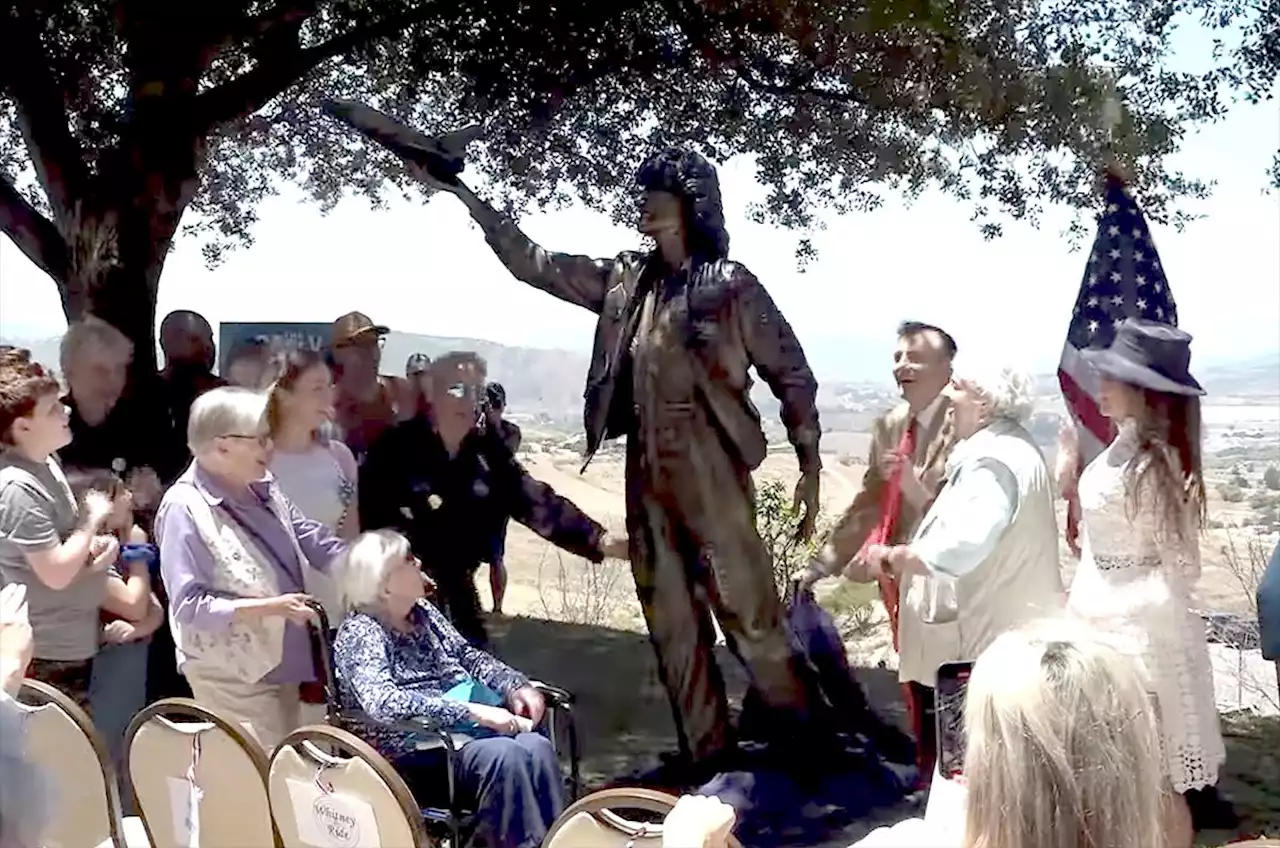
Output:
top-left (543, 787), bottom-right (745, 848)
top-left (124, 698), bottom-right (278, 847)
top-left (269, 724), bottom-right (430, 848)
top-left (305, 600), bottom-right (582, 846)
top-left (15, 678), bottom-right (149, 848)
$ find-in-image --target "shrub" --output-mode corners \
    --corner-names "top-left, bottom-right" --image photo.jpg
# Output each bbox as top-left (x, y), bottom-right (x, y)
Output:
top-left (754, 477), bottom-right (828, 598)
top-left (535, 547), bottom-right (627, 628)
top-left (1264, 464), bottom-right (1280, 491)
top-left (1220, 483), bottom-right (1246, 503)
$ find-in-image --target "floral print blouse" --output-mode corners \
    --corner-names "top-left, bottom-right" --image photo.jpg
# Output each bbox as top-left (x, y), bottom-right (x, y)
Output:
top-left (333, 599), bottom-right (528, 758)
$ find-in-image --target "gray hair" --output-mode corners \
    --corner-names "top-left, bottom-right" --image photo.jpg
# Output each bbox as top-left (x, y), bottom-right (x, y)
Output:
top-left (59, 317), bottom-right (133, 374)
top-left (338, 530), bottom-right (413, 616)
top-left (0, 694), bottom-right (50, 848)
top-left (958, 366), bottom-right (1035, 425)
top-left (187, 387), bottom-right (268, 453)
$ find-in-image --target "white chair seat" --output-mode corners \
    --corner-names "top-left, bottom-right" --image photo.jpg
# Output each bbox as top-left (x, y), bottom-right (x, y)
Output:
top-left (92, 816), bottom-right (151, 848)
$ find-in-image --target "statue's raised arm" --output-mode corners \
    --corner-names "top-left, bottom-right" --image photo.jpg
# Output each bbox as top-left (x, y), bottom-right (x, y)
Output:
top-left (321, 100), bottom-right (614, 315)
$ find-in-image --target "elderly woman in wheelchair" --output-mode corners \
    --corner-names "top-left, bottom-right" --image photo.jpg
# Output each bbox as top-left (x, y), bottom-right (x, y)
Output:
top-left (331, 530), bottom-right (564, 848)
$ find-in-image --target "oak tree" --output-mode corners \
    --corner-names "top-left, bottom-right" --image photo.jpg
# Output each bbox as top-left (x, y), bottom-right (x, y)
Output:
top-left (1, 0), bottom-right (1274, 371)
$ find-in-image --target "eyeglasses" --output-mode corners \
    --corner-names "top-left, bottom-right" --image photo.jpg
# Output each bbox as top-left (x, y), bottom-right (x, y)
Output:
top-left (335, 335), bottom-right (385, 352)
top-left (445, 382), bottom-right (482, 400)
top-left (221, 433), bottom-right (272, 447)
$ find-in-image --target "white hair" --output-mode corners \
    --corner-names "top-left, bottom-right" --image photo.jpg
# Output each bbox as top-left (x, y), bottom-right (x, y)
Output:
top-left (963, 619), bottom-right (1169, 848)
top-left (957, 366), bottom-right (1035, 425)
top-left (59, 316), bottom-right (133, 374)
top-left (187, 387), bottom-right (268, 453)
top-left (337, 530), bottom-right (413, 616)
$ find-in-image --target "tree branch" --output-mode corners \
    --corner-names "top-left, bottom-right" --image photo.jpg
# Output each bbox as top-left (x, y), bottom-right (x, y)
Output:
top-left (193, 10), bottom-right (428, 131)
top-left (661, 0), bottom-right (868, 105)
top-left (193, 1), bottom-right (321, 69)
top-left (0, 13), bottom-right (93, 218)
top-left (0, 174), bottom-right (69, 282)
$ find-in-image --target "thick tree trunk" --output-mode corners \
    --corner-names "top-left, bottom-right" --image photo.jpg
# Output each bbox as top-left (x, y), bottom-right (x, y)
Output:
top-left (55, 131), bottom-right (199, 380)
top-left (78, 251), bottom-right (167, 378)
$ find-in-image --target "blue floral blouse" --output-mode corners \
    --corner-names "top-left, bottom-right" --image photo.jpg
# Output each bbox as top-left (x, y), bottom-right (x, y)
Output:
top-left (333, 599), bottom-right (528, 758)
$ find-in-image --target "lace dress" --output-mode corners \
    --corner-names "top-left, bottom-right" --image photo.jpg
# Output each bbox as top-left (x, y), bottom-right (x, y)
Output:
top-left (1067, 420), bottom-right (1225, 792)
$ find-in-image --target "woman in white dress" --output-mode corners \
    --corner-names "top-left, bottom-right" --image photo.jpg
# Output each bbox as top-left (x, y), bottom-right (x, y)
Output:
top-left (265, 348), bottom-right (359, 626)
top-left (1065, 318), bottom-right (1232, 830)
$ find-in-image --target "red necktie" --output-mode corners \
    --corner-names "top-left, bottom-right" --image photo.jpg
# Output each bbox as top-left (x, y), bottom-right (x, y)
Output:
top-left (861, 418), bottom-right (918, 652)
top-left (862, 419), bottom-right (935, 786)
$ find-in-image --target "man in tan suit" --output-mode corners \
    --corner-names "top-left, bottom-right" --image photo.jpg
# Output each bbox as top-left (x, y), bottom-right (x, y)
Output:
top-left (798, 320), bottom-right (957, 782)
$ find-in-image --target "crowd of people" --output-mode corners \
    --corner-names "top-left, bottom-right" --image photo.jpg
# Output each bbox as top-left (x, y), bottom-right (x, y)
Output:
top-left (0, 138), bottom-right (1277, 848)
top-left (0, 305), bottom-right (608, 846)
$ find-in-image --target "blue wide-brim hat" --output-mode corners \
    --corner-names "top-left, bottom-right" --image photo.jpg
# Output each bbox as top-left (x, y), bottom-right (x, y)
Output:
top-left (1081, 318), bottom-right (1205, 396)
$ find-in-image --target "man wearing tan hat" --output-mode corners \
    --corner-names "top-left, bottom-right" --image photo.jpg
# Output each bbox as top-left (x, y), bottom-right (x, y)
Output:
top-left (331, 311), bottom-right (400, 463)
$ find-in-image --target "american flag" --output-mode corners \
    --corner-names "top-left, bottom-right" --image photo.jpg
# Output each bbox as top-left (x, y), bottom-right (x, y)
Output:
top-left (1058, 171), bottom-right (1179, 538)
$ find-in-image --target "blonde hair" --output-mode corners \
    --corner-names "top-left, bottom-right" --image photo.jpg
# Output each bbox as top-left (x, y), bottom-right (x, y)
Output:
top-left (963, 621), bottom-right (1169, 848)
top-left (187, 387), bottom-right (268, 453)
top-left (59, 316), bottom-right (133, 375)
top-left (263, 347), bottom-right (329, 441)
top-left (337, 530), bottom-right (413, 616)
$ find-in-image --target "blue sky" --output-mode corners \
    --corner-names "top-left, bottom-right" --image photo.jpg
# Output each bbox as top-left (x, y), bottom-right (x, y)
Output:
top-left (1, 63), bottom-right (1277, 383)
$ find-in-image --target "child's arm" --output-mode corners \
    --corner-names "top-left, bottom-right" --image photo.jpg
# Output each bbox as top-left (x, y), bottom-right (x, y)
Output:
top-left (100, 527), bottom-right (154, 622)
top-left (102, 593), bottom-right (164, 644)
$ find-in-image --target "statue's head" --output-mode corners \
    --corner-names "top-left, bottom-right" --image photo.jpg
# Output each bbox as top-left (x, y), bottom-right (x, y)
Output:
top-left (634, 147), bottom-right (729, 261)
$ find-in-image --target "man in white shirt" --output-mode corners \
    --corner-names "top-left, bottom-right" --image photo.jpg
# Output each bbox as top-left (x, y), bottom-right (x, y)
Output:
top-left (798, 320), bottom-right (958, 782)
top-left (867, 368), bottom-right (1065, 757)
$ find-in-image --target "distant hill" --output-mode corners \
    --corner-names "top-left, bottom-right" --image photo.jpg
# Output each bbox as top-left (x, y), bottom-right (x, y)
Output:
top-left (1198, 353), bottom-right (1280, 399)
top-left (5, 328), bottom-right (1275, 432)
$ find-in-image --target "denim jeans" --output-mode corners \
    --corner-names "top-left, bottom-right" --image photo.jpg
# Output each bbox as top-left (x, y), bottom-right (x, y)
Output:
top-left (89, 638), bottom-right (150, 812)
top-left (395, 732), bottom-right (564, 848)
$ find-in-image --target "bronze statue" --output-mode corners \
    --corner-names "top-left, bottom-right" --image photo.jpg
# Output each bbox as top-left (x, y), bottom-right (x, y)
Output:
top-left (327, 103), bottom-right (823, 770)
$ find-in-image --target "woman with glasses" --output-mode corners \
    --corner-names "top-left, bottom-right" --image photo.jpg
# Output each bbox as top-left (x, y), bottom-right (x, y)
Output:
top-left (154, 387), bottom-right (349, 750)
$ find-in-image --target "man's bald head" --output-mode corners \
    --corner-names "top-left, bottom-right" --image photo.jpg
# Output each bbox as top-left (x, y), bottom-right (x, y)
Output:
top-left (160, 310), bottom-right (216, 369)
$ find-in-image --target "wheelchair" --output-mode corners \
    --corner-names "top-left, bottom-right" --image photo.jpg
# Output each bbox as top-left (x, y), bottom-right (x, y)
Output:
top-left (305, 600), bottom-right (582, 846)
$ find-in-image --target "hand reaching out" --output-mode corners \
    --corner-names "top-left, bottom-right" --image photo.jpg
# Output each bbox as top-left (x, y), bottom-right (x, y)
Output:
top-left (663, 794), bottom-right (737, 848)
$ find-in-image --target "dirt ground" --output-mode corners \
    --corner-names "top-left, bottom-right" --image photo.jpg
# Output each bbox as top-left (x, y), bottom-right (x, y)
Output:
top-left (482, 448), bottom-right (1278, 844)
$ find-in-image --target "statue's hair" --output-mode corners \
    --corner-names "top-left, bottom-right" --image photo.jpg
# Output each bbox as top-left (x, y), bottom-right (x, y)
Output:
top-left (634, 147), bottom-right (730, 261)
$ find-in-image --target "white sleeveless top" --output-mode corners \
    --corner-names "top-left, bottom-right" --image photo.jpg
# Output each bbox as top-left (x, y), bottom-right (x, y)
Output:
top-left (270, 442), bottom-right (352, 622)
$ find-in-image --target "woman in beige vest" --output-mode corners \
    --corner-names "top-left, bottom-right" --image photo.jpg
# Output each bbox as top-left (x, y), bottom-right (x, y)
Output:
top-left (155, 388), bottom-right (348, 751)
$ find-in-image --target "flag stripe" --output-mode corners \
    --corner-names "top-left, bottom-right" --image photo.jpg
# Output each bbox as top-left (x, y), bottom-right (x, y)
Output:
top-left (1058, 366), bottom-right (1113, 450)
